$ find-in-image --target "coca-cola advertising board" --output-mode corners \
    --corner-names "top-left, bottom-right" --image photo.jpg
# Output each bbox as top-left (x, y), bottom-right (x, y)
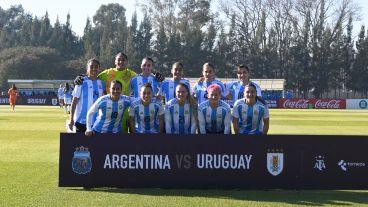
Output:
top-left (279, 99), bottom-right (346, 109)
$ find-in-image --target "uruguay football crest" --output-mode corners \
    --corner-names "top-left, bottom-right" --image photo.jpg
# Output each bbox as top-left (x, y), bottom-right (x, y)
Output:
top-left (72, 146), bottom-right (92, 175)
top-left (267, 150), bottom-right (284, 176)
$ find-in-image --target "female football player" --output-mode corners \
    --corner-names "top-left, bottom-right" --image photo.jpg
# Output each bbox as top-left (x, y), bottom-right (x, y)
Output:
top-left (198, 84), bottom-right (231, 134)
top-left (85, 80), bottom-right (131, 135)
top-left (129, 83), bottom-right (164, 134)
top-left (159, 62), bottom-right (191, 104)
top-left (192, 63), bottom-right (227, 105)
top-left (232, 82), bottom-right (269, 135)
top-left (165, 83), bottom-right (197, 134)
top-left (68, 58), bottom-right (106, 132)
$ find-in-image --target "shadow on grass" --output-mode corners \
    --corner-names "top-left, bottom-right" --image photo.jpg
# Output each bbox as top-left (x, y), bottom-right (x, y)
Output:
top-left (70, 188), bottom-right (368, 206)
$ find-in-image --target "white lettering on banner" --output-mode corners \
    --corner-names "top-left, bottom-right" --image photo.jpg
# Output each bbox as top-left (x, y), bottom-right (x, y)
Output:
top-left (0, 98), bottom-right (10, 104)
top-left (103, 154), bottom-right (171, 170)
top-left (266, 100), bottom-right (278, 108)
top-left (283, 99), bottom-right (309, 109)
top-left (196, 154), bottom-right (252, 170)
top-left (338, 160), bottom-right (366, 171)
top-left (315, 100), bottom-right (341, 109)
top-left (27, 98), bottom-right (46, 104)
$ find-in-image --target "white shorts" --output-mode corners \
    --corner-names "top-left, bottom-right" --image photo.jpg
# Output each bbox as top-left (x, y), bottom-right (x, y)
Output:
top-left (64, 97), bottom-right (72, 105)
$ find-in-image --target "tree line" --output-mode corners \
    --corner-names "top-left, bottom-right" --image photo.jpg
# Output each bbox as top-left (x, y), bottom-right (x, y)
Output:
top-left (0, 0), bottom-right (367, 98)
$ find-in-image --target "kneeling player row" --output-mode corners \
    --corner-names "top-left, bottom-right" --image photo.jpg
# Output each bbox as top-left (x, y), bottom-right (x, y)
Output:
top-left (83, 80), bottom-right (269, 136)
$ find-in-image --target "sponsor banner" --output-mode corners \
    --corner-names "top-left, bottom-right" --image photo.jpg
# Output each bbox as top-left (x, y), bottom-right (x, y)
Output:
top-left (347, 99), bottom-right (368, 110)
top-left (59, 134), bottom-right (368, 189)
top-left (278, 99), bottom-right (346, 109)
top-left (0, 95), bottom-right (58, 106)
top-left (266, 100), bottom-right (278, 108)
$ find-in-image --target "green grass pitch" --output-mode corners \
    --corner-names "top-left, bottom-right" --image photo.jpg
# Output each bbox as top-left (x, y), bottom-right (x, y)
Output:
top-left (1, 105), bottom-right (368, 206)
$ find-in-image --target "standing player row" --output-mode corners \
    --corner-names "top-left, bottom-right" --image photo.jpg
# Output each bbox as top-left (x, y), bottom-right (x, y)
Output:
top-left (67, 52), bottom-right (269, 135)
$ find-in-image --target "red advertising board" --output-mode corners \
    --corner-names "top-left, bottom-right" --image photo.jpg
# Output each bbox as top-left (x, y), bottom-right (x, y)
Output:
top-left (278, 99), bottom-right (346, 109)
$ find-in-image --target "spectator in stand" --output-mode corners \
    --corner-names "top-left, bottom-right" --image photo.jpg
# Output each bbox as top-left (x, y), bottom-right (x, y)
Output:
top-left (198, 84), bottom-right (231, 134)
top-left (68, 58), bottom-right (106, 133)
top-left (233, 82), bottom-right (269, 135)
top-left (192, 63), bottom-right (227, 105)
top-left (159, 62), bottom-right (191, 104)
top-left (85, 80), bottom-right (131, 135)
top-left (165, 83), bottom-right (197, 134)
top-left (129, 83), bottom-right (164, 134)
top-left (8, 84), bottom-right (19, 111)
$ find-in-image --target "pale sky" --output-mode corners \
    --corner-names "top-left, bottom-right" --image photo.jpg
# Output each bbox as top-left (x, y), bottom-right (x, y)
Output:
top-left (0, 0), bottom-right (141, 36)
top-left (1, 0), bottom-right (367, 38)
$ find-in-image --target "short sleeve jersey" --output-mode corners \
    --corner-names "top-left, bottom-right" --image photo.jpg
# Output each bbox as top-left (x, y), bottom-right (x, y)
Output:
top-left (227, 81), bottom-right (262, 104)
top-left (232, 99), bottom-right (269, 135)
top-left (57, 87), bottom-right (65, 99)
top-left (72, 77), bottom-right (106, 125)
top-left (98, 68), bottom-right (137, 95)
top-left (165, 98), bottom-right (196, 134)
top-left (86, 95), bottom-right (131, 133)
top-left (198, 100), bottom-right (231, 134)
top-left (130, 74), bottom-right (161, 97)
top-left (192, 79), bottom-right (227, 104)
top-left (129, 98), bottom-right (164, 134)
top-left (159, 79), bottom-right (191, 104)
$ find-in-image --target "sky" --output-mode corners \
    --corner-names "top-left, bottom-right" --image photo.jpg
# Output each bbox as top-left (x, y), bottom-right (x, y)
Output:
top-left (1, 0), bottom-right (367, 38)
top-left (0, 0), bottom-right (141, 36)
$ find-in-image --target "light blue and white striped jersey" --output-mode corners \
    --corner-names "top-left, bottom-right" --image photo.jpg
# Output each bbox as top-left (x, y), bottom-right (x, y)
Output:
top-left (165, 98), bottom-right (197, 134)
top-left (159, 79), bottom-right (191, 104)
top-left (192, 79), bottom-right (227, 105)
top-left (129, 98), bottom-right (164, 134)
top-left (64, 88), bottom-right (73, 104)
top-left (86, 95), bottom-right (131, 133)
top-left (226, 81), bottom-right (262, 105)
top-left (232, 99), bottom-right (269, 135)
top-left (198, 100), bottom-right (231, 134)
top-left (57, 87), bottom-right (65, 99)
top-left (72, 77), bottom-right (105, 125)
top-left (130, 74), bottom-right (161, 97)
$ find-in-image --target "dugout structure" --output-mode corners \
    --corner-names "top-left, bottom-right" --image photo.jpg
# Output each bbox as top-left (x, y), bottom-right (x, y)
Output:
top-left (8, 79), bottom-right (72, 95)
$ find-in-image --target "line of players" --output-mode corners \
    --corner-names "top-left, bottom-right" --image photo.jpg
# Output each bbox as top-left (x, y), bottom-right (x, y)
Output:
top-left (67, 52), bottom-right (269, 135)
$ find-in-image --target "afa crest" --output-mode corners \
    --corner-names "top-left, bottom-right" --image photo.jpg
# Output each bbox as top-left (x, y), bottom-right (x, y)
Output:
top-left (267, 149), bottom-right (284, 176)
top-left (72, 146), bottom-right (92, 175)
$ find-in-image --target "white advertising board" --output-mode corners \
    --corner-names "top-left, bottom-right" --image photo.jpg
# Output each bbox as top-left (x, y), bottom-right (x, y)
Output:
top-left (347, 99), bottom-right (368, 110)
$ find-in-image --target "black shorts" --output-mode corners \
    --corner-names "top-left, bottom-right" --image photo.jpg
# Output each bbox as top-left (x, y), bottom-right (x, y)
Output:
top-left (75, 122), bottom-right (87, 133)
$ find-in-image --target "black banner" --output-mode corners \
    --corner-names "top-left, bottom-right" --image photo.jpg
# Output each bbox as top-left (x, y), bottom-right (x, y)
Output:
top-left (0, 95), bottom-right (58, 106)
top-left (59, 133), bottom-right (368, 189)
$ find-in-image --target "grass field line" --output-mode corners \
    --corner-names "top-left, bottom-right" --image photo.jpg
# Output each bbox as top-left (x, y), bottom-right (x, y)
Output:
top-left (1, 105), bottom-right (368, 206)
